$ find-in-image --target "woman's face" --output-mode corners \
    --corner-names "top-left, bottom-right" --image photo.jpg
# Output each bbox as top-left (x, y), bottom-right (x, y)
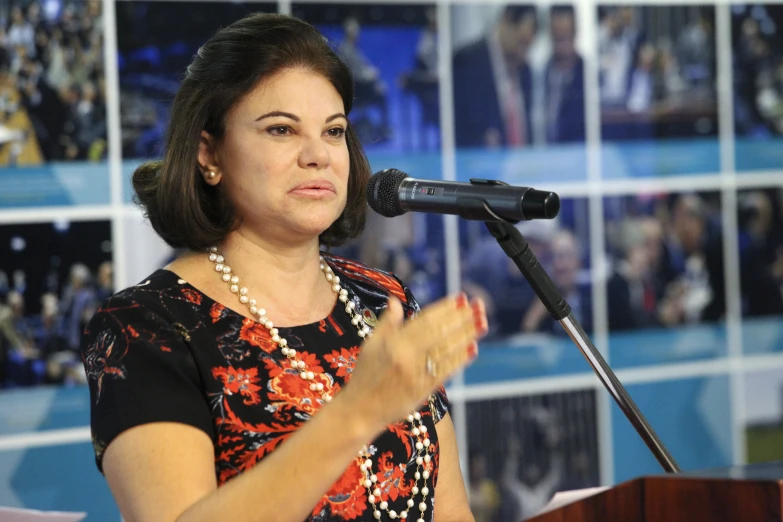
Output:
top-left (203, 67), bottom-right (351, 246)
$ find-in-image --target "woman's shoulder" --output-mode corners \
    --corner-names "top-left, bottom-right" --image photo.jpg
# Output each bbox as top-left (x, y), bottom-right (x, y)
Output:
top-left (81, 268), bottom-right (208, 362)
top-left (92, 269), bottom-right (191, 324)
top-left (322, 252), bottom-right (419, 312)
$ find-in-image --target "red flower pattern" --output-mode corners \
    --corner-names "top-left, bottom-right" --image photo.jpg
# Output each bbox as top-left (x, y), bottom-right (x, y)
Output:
top-left (263, 352), bottom-right (337, 415)
top-left (212, 366), bottom-right (263, 405)
top-left (375, 450), bottom-right (414, 502)
top-left (210, 302), bottom-right (226, 323)
top-left (324, 346), bottom-right (360, 378)
top-left (311, 458), bottom-right (369, 520)
top-left (181, 287), bottom-right (202, 305)
top-left (215, 400), bottom-right (297, 484)
top-left (239, 319), bottom-right (278, 354)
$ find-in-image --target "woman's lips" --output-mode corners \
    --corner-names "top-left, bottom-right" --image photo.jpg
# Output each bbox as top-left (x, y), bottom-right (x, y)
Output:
top-left (289, 180), bottom-right (336, 199)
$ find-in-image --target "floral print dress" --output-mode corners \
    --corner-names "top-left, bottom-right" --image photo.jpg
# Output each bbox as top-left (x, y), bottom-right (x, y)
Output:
top-left (81, 254), bottom-right (449, 521)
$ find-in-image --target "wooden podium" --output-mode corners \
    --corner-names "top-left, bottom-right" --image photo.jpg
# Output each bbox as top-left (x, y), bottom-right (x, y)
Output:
top-left (525, 462), bottom-right (783, 522)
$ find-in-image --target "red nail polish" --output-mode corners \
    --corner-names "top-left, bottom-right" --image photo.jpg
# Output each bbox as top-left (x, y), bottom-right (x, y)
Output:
top-left (467, 341), bottom-right (478, 359)
top-left (474, 317), bottom-right (488, 335)
top-left (456, 293), bottom-right (469, 309)
top-left (472, 302), bottom-right (487, 334)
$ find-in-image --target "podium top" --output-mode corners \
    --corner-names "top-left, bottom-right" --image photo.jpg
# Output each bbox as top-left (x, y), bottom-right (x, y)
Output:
top-left (527, 462), bottom-right (783, 522)
top-left (676, 461), bottom-right (783, 481)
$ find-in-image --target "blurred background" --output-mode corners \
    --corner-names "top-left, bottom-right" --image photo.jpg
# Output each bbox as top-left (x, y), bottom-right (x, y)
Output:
top-left (0, 0), bottom-right (782, 520)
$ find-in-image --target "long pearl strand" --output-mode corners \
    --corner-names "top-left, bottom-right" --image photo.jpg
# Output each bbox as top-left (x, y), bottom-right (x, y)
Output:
top-left (208, 247), bottom-right (433, 521)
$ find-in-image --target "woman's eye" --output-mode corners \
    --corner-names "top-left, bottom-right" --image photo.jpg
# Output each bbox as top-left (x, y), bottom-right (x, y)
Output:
top-left (327, 127), bottom-right (346, 138)
top-left (267, 125), bottom-right (291, 136)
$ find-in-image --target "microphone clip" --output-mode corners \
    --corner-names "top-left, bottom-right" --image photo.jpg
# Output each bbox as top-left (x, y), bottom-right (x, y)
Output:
top-left (456, 178), bottom-right (519, 223)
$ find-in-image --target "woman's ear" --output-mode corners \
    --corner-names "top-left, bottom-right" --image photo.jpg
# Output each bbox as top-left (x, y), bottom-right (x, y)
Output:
top-left (198, 130), bottom-right (222, 185)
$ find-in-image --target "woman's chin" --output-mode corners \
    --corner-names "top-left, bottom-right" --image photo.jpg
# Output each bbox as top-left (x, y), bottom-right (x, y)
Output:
top-left (286, 215), bottom-right (343, 240)
top-left (239, 206), bottom-right (345, 243)
top-left (295, 207), bottom-right (345, 232)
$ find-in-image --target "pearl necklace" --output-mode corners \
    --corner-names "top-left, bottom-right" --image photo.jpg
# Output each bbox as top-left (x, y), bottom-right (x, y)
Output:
top-left (208, 247), bottom-right (433, 521)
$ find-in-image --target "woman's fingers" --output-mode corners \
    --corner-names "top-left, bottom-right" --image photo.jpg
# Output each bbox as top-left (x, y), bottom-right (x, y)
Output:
top-left (341, 292), bottom-right (488, 429)
top-left (398, 296), bottom-right (487, 395)
top-left (401, 293), bottom-right (473, 351)
top-left (423, 299), bottom-right (487, 383)
top-left (415, 296), bottom-right (487, 356)
top-left (376, 293), bottom-right (481, 391)
top-left (375, 296), bottom-right (405, 334)
top-left (438, 298), bottom-right (486, 368)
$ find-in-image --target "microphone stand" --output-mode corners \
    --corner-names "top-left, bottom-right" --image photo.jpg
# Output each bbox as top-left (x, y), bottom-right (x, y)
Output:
top-left (475, 202), bottom-right (680, 474)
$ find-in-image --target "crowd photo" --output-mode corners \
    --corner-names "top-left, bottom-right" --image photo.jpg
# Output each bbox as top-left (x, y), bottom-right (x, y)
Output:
top-left (603, 192), bottom-right (725, 333)
top-left (0, 220), bottom-right (112, 388)
top-left (598, 5), bottom-right (717, 142)
top-left (116, 1), bottom-right (276, 160)
top-left (0, 0), bottom-right (106, 166)
top-left (732, 4), bottom-right (783, 139)
top-left (465, 390), bottom-right (600, 522)
top-left (451, 3), bottom-right (586, 151)
top-left (294, 3), bottom-right (442, 152)
top-left (737, 187), bottom-right (783, 318)
top-left (119, 2), bottom-right (441, 157)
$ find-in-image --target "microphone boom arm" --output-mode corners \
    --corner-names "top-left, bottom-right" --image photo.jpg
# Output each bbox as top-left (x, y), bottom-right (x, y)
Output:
top-left (477, 198), bottom-right (681, 474)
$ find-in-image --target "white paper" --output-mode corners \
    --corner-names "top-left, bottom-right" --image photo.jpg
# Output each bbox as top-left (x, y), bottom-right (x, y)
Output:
top-left (533, 486), bottom-right (610, 516)
top-left (0, 506), bottom-right (87, 522)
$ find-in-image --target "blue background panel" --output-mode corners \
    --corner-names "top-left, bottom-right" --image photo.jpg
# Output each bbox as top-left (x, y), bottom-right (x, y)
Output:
top-left (466, 336), bottom-right (594, 384)
top-left (0, 443), bottom-right (118, 521)
top-left (601, 139), bottom-right (721, 179)
top-left (0, 163), bottom-right (110, 208)
top-left (735, 138), bottom-right (783, 172)
top-left (609, 324), bottom-right (728, 368)
top-left (454, 145), bottom-right (588, 184)
top-left (612, 375), bottom-right (733, 483)
top-left (742, 316), bottom-right (783, 355)
top-left (465, 324), bottom-right (730, 385)
top-left (0, 387), bottom-right (91, 437)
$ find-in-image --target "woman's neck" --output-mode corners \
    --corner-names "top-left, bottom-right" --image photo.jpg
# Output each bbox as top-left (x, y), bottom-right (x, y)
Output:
top-left (221, 228), bottom-right (323, 283)
top-left (171, 229), bottom-right (335, 326)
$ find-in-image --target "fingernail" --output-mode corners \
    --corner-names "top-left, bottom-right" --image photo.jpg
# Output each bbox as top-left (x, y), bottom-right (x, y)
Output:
top-left (474, 317), bottom-right (488, 335)
top-left (456, 292), bottom-right (469, 309)
top-left (472, 302), bottom-right (488, 334)
top-left (467, 341), bottom-right (478, 359)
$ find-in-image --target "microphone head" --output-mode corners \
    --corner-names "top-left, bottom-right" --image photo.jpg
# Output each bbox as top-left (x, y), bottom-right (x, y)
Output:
top-left (524, 189), bottom-right (561, 220)
top-left (367, 168), bottom-right (409, 217)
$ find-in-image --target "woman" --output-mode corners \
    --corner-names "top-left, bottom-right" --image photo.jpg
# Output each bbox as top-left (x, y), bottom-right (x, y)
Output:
top-left (81, 13), bottom-right (486, 522)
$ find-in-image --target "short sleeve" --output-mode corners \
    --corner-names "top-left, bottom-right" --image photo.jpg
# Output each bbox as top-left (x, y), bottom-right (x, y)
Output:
top-left (430, 385), bottom-right (450, 424)
top-left (80, 295), bottom-right (214, 472)
top-left (394, 275), bottom-right (450, 424)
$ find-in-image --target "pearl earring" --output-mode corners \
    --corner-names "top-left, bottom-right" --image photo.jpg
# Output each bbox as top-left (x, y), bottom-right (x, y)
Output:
top-left (208, 171), bottom-right (216, 180)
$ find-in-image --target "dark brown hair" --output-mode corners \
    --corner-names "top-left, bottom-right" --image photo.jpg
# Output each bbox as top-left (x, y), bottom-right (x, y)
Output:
top-left (132, 13), bottom-right (371, 251)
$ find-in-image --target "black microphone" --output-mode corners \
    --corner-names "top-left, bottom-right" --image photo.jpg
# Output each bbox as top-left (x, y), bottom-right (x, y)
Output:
top-left (366, 169), bottom-right (560, 223)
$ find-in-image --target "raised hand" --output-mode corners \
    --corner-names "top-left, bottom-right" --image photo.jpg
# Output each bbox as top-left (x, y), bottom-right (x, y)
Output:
top-left (339, 293), bottom-right (487, 432)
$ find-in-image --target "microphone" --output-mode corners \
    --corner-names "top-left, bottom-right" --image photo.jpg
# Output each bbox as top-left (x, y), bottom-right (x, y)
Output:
top-left (366, 169), bottom-right (560, 223)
